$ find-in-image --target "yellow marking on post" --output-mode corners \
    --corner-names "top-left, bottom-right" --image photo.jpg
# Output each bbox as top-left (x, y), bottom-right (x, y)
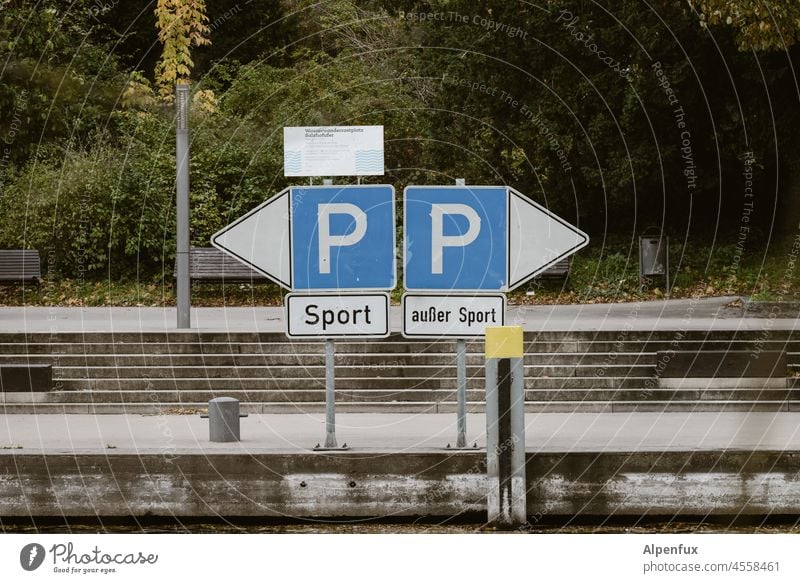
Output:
top-left (485, 326), bottom-right (523, 359)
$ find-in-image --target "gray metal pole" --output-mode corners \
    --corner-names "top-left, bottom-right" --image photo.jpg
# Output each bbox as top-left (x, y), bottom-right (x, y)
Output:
top-left (320, 177), bottom-right (340, 450)
top-left (456, 339), bottom-right (467, 447)
top-left (175, 84), bottom-right (191, 329)
top-left (454, 177), bottom-right (468, 449)
top-left (324, 338), bottom-right (337, 448)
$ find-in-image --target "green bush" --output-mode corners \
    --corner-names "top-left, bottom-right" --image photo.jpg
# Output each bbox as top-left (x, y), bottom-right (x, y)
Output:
top-left (0, 106), bottom-right (282, 279)
top-left (0, 132), bottom-right (172, 278)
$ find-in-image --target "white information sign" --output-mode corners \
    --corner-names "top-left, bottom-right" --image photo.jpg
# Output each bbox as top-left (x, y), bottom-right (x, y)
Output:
top-left (285, 293), bottom-right (390, 338)
top-left (283, 126), bottom-right (384, 177)
top-left (401, 294), bottom-right (506, 338)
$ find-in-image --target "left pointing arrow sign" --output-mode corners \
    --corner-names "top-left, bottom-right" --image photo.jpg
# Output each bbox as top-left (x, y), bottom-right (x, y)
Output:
top-left (211, 188), bottom-right (292, 288)
top-left (212, 185), bottom-right (396, 291)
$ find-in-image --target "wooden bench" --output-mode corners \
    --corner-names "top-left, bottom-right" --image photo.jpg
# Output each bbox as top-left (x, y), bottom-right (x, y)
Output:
top-left (536, 258), bottom-right (570, 279)
top-left (182, 247), bottom-right (270, 284)
top-left (0, 249), bottom-right (41, 284)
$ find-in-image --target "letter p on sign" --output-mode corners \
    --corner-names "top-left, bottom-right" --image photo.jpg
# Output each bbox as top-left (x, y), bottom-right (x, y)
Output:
top-left (318, 203), bottom-right (367, 274)
top-left (404, 186), bottom-right (507, 291)
top-left (430, 204), bottom-right (481, 274)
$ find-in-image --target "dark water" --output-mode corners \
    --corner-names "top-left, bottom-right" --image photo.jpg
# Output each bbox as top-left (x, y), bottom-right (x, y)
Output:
top-left (3, 517), bottom-right (800, 534)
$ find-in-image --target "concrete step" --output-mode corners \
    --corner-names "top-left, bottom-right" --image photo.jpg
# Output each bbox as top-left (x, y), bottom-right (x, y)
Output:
top-left (1, 329), bottom-right (795, 414)
top-left (2, 339), bottom-right (798, 356)
top-left (0, 342), bottom-right (470, 356)
top-left (17, 389), bottom-right (454, 404)
top-left (51, 364), bottom-right (658, 380)
top-left (609, 401), bottom-right (790, 412)
top-left (2, 330), bottom-right (796, 343)
top-left (21, 387), bottom-right (795, 405)
top-left (526, 388), bottom-right (797, 401)
top-left (53, 376), bottom-right (657, 391)
top-left (2, 402), bottom-right (444, 415)
top-left (0, 352), bottom-right (660, 366)
top-left (1, 400), bottom-right (794, 415)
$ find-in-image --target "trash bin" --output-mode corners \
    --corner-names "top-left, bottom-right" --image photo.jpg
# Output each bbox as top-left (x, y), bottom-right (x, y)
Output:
top-left (639, 230), bottom-right (670, 294)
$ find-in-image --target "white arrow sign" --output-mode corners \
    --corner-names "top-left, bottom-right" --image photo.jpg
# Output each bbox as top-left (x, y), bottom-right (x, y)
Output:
top-left (212, 188), bottom-right (292, 288)
top-left (211, 185), bottom-right (396, 291)
top-left (507, 187), bottom-right (589, 289)
top-left (404, 185), bottom-right (589, 292)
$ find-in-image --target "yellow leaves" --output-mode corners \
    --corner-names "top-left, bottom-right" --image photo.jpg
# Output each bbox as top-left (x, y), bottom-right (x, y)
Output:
top-left (154, 0), bottom-right (211, 100)
top-left (694, 0), bottom-right (800, 51)
top-left (192, 89), bottom-right (217, 114)
top-left (121, 72), bottom-right (155, 109)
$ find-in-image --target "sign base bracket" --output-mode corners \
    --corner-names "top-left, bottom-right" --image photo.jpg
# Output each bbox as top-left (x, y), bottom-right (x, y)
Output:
top-left (443, 442), bottom-right (481, 451)
top-left (312, 443), bottom-right (351, 452)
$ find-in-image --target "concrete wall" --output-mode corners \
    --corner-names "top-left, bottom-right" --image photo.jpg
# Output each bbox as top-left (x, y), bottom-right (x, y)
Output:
top-left (2, 451), bottom-right (799, 519)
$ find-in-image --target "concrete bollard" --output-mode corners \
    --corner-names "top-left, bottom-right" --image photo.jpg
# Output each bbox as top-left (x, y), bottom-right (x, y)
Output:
top-left (208, 397), bottom-right (241, 442)
top-left (485, 326), bottom-right (526, 528)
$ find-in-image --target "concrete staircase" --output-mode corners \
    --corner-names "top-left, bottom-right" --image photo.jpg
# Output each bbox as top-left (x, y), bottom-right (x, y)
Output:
top-left (0, 330), bottom-right (798, 413)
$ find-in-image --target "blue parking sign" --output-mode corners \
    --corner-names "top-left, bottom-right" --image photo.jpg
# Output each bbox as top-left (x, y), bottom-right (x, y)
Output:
top-left (291, 185), bottom-right (396, 290)
top-left (404, 186), bottom-right (507, 291)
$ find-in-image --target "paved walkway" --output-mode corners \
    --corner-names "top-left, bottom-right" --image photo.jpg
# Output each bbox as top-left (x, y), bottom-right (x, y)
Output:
top-left (1, 412), bottom-right (798, 454)
top-left (1, 296), bottom-right (797, 333)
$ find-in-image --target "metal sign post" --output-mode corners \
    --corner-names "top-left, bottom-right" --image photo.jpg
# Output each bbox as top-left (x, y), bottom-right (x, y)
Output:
top-left (323, 338), bottom-right (339, 449)
top-left (454, 178), bottom-right (468, 449)
top-left (455, 338), bottom-right (467, 448)
top-left (485, 326), bottom-right (526, 528)
top-left (175, 84), bottom-right (191, 329)
top-left (318, 178), bottom-right (345, 450)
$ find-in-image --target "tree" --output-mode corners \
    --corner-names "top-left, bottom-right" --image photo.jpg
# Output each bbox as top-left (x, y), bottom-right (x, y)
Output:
top-left (689, 0), bottom-right (800, 51)
top-left (154, 0), bottom-right (210, 100)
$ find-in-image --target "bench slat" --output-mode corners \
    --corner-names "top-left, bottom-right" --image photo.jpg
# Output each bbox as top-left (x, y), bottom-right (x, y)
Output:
top-left (183, 247), bottom-right (270, 283)
top-left (0, 250), bottom-right (41, 283)
top-left (535, 258), bottom-right (570, 279)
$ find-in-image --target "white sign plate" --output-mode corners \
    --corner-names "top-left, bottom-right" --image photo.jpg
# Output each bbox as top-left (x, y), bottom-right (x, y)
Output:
top-left (283, 126), bottom-right (384, 177)
top-left (401, 294), bottom-right (506, 338)
top-left (285, 293), bottom-right (390, 338)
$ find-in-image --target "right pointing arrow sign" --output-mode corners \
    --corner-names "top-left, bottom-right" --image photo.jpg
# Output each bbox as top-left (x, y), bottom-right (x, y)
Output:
top-left (404, 185), bottom-right (588, 292)
top-left (508, 186), bottom-right (589, 289)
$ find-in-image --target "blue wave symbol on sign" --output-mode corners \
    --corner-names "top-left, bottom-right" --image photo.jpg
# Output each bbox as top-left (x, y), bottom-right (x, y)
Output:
top-left (355, 149), bottom-right (384, 173)
top-left (284, 150), bottom-right (303, 172)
